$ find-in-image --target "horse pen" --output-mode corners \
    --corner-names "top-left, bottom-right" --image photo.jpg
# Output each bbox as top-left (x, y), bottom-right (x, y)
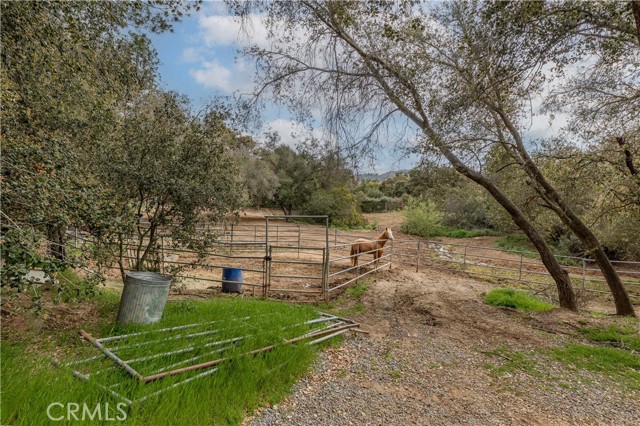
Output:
top-left (71, 215), bottom-right (396, 302)
top-left (71, 214), bottom-right (640, 306)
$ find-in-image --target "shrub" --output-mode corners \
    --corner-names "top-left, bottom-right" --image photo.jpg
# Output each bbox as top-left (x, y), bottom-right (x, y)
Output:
top-left (360, 196), bottom-right (405, 213)
top-left (484, 288), bottom-right (555, 312)
top-left (400, 197), bottom-right (444, 238)
top-left (385, 197), bottom-right (405, 211)
top-left (301, 187), bottom-right (367, 228)
top-left (443, 228), bottom-right (497, 238)
top-left (360, 197), bottom-right (388, 213)
top-left (495, 234), bottom-right (536, 255)
top-left (442, 186), bottom-right (492, 229)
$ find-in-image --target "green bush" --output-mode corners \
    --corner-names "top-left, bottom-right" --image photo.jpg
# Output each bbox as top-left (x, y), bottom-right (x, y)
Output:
top-left (385, 197), bottom-right (405, 211)
top-left (301, 187), bottom-right (367, 228)
top-left (442, 186), bottom-right (492, 229)
top-left (360, 196), bottom-right (404, 213)
top-left (400, 197), bottom-right (444, 238)
top-left (484, 288), bottom-right (555, 312)
top-left (360, 197), bottom-right (388, 213)
top-left (495, 234), bottom-right (537, 255)
top-left (443, 229), bottom-right (497, 238)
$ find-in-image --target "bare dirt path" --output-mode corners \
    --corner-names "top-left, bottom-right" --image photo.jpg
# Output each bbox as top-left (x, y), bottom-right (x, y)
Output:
top-left (246, 267), bottom-right (640, 425)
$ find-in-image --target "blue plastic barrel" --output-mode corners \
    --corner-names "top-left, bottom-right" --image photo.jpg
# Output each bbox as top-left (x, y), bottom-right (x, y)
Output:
top-left (222, 268), bottom-right (243, 293)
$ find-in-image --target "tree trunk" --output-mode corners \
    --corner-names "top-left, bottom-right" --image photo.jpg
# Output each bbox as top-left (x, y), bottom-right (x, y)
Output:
top-left (435, 144), bottom-right (578, 311)
top-left (495, 109), bottom-right (635, 316)
top-left (632, 0), bottom-right (640, 46)
top-left (47, 224), bottom-right (67, 261)
top-left (544, 201), bottom-right (636, 316)
top-left (137, 224), bottom-right (157, 271)
top-left (117, 233), bottom-right (127, 284)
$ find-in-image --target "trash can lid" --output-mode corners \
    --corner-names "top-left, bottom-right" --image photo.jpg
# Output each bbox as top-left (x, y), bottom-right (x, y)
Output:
top-left (125, 271), bottom-right (171, 282)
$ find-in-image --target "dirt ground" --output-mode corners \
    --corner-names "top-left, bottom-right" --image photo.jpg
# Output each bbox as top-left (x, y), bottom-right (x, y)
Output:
top-left (246, 267), bottom-right (640, 425)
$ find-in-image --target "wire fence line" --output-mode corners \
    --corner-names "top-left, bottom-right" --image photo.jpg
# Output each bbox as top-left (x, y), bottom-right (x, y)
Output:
top-left (66, 218), bottom-right (640, 303)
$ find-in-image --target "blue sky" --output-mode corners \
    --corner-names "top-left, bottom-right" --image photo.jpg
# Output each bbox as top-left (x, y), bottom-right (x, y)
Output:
top-left (147, 1), bottom-right (419, 174)
top-left (147, 2), bottom-right (572, 174)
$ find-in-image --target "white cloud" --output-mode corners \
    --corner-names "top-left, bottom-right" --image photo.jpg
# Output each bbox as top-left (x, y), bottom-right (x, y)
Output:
top-left (198, 14), bottom-right (270, 48)
top-left (260, 119), bottom-right (327, 148)
top-left (189, 60), bottom-right (233, 93)
top-left (200, 1), bottom-right (229, 15)
top-left (181, 47), bottom-right (202, 63)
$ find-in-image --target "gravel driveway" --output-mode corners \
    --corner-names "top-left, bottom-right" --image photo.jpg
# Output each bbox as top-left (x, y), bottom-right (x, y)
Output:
top-left (246, 268), bottom-right (640, 425)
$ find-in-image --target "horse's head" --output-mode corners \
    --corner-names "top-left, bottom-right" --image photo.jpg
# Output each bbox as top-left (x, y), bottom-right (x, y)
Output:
top-left (384, 228), bottom-right (394, 240)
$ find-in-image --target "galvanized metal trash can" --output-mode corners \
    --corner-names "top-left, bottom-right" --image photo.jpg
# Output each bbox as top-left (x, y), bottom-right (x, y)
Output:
top-left (221, 268), bottom-right (243, 293)
top-left (117, 271), bottom-right (171, 324)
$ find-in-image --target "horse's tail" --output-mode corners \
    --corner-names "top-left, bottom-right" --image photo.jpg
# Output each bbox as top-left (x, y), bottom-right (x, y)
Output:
top-left (350, 243), bottom-right (358, 266)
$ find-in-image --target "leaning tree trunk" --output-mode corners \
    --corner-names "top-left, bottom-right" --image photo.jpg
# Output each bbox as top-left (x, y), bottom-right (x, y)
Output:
top-left (47, 223), bottom-right (67, 262)
top-left (435, 144), bottom-right (578, 311)
top-left (543, 201), bottom-right (635, 316)
top-left (496, 109), bottom-right (636, 316)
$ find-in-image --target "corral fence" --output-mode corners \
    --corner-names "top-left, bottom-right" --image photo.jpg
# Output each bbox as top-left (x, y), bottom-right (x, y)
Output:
top-left (69, 215), bottom-right (393, 302)
top-left (389, 239), bottom-right (640, 303)
top-left (69, 216), bottom-right (640, 303)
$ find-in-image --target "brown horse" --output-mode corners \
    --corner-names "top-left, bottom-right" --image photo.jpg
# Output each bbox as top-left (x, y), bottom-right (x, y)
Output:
top-left (350, 228), bottom-right (394, 266)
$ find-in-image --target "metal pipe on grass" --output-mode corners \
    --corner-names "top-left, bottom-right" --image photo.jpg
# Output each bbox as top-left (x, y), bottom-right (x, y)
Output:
top-left (142, 323), bottom-right (360, 383)
top-left (52, 359), bottom-right (133, 406)
top-left (79, 330), bottom-right (144, 381)
top-left (135, 368), bottom-right (220, 405)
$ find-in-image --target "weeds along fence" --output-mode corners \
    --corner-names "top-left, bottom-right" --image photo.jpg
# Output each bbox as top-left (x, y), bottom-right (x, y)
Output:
top-left (68, 219), bottom-right (640, 304)
top-left (388, 238), bottom-right (640, 303)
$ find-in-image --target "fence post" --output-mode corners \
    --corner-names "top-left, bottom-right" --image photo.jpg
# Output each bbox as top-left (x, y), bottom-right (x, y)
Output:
top-left (582, 258), bottom-right (587, 291)
top-left (321, 248), bottom-right (328, 302)
top-left (518, 254), bottom-right (523, 280)
top-left (160, 236), bottom-right (165, 274)
top-left (75, 228), bottom-right (79, 249)
top-left (297, 225), bottom-right (301, 259)
top-left (324, 217), bottom-right (330, 302)
top-left (230, 224), bottom-right (234, 255)
top-left (389, 240), bottom-right (393, 270)
top-left (264, 218), bottom-right (269, 297)
top-left (334, 228), bottom-right (337, 245)
top-left (416, 240), bottom-right (421, 272)
top-left (463, 245), bottom-right (467, 270)
top-left (254, 225), bottom-right (257, 243)
top-left (268, 245), bottom-right (273, 297)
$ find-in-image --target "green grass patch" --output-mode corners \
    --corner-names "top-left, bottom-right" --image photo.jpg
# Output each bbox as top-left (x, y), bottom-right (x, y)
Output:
top-left (484, 288), bottom-right (555, 312)
top-left (579, 325), bottom-right (640, 351)
top-left (1, 295), bottom-right (328, 425)
top-left (439, 228), bottom-right (498, 238)
top-left (549, 344), bottom-right (640, 391)
top-left (346, 282), bottom-right (369, 299)
top-left (482, 347), bottom-right (540, 378)
top-left (494, 234), bottom-right (538, 257)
